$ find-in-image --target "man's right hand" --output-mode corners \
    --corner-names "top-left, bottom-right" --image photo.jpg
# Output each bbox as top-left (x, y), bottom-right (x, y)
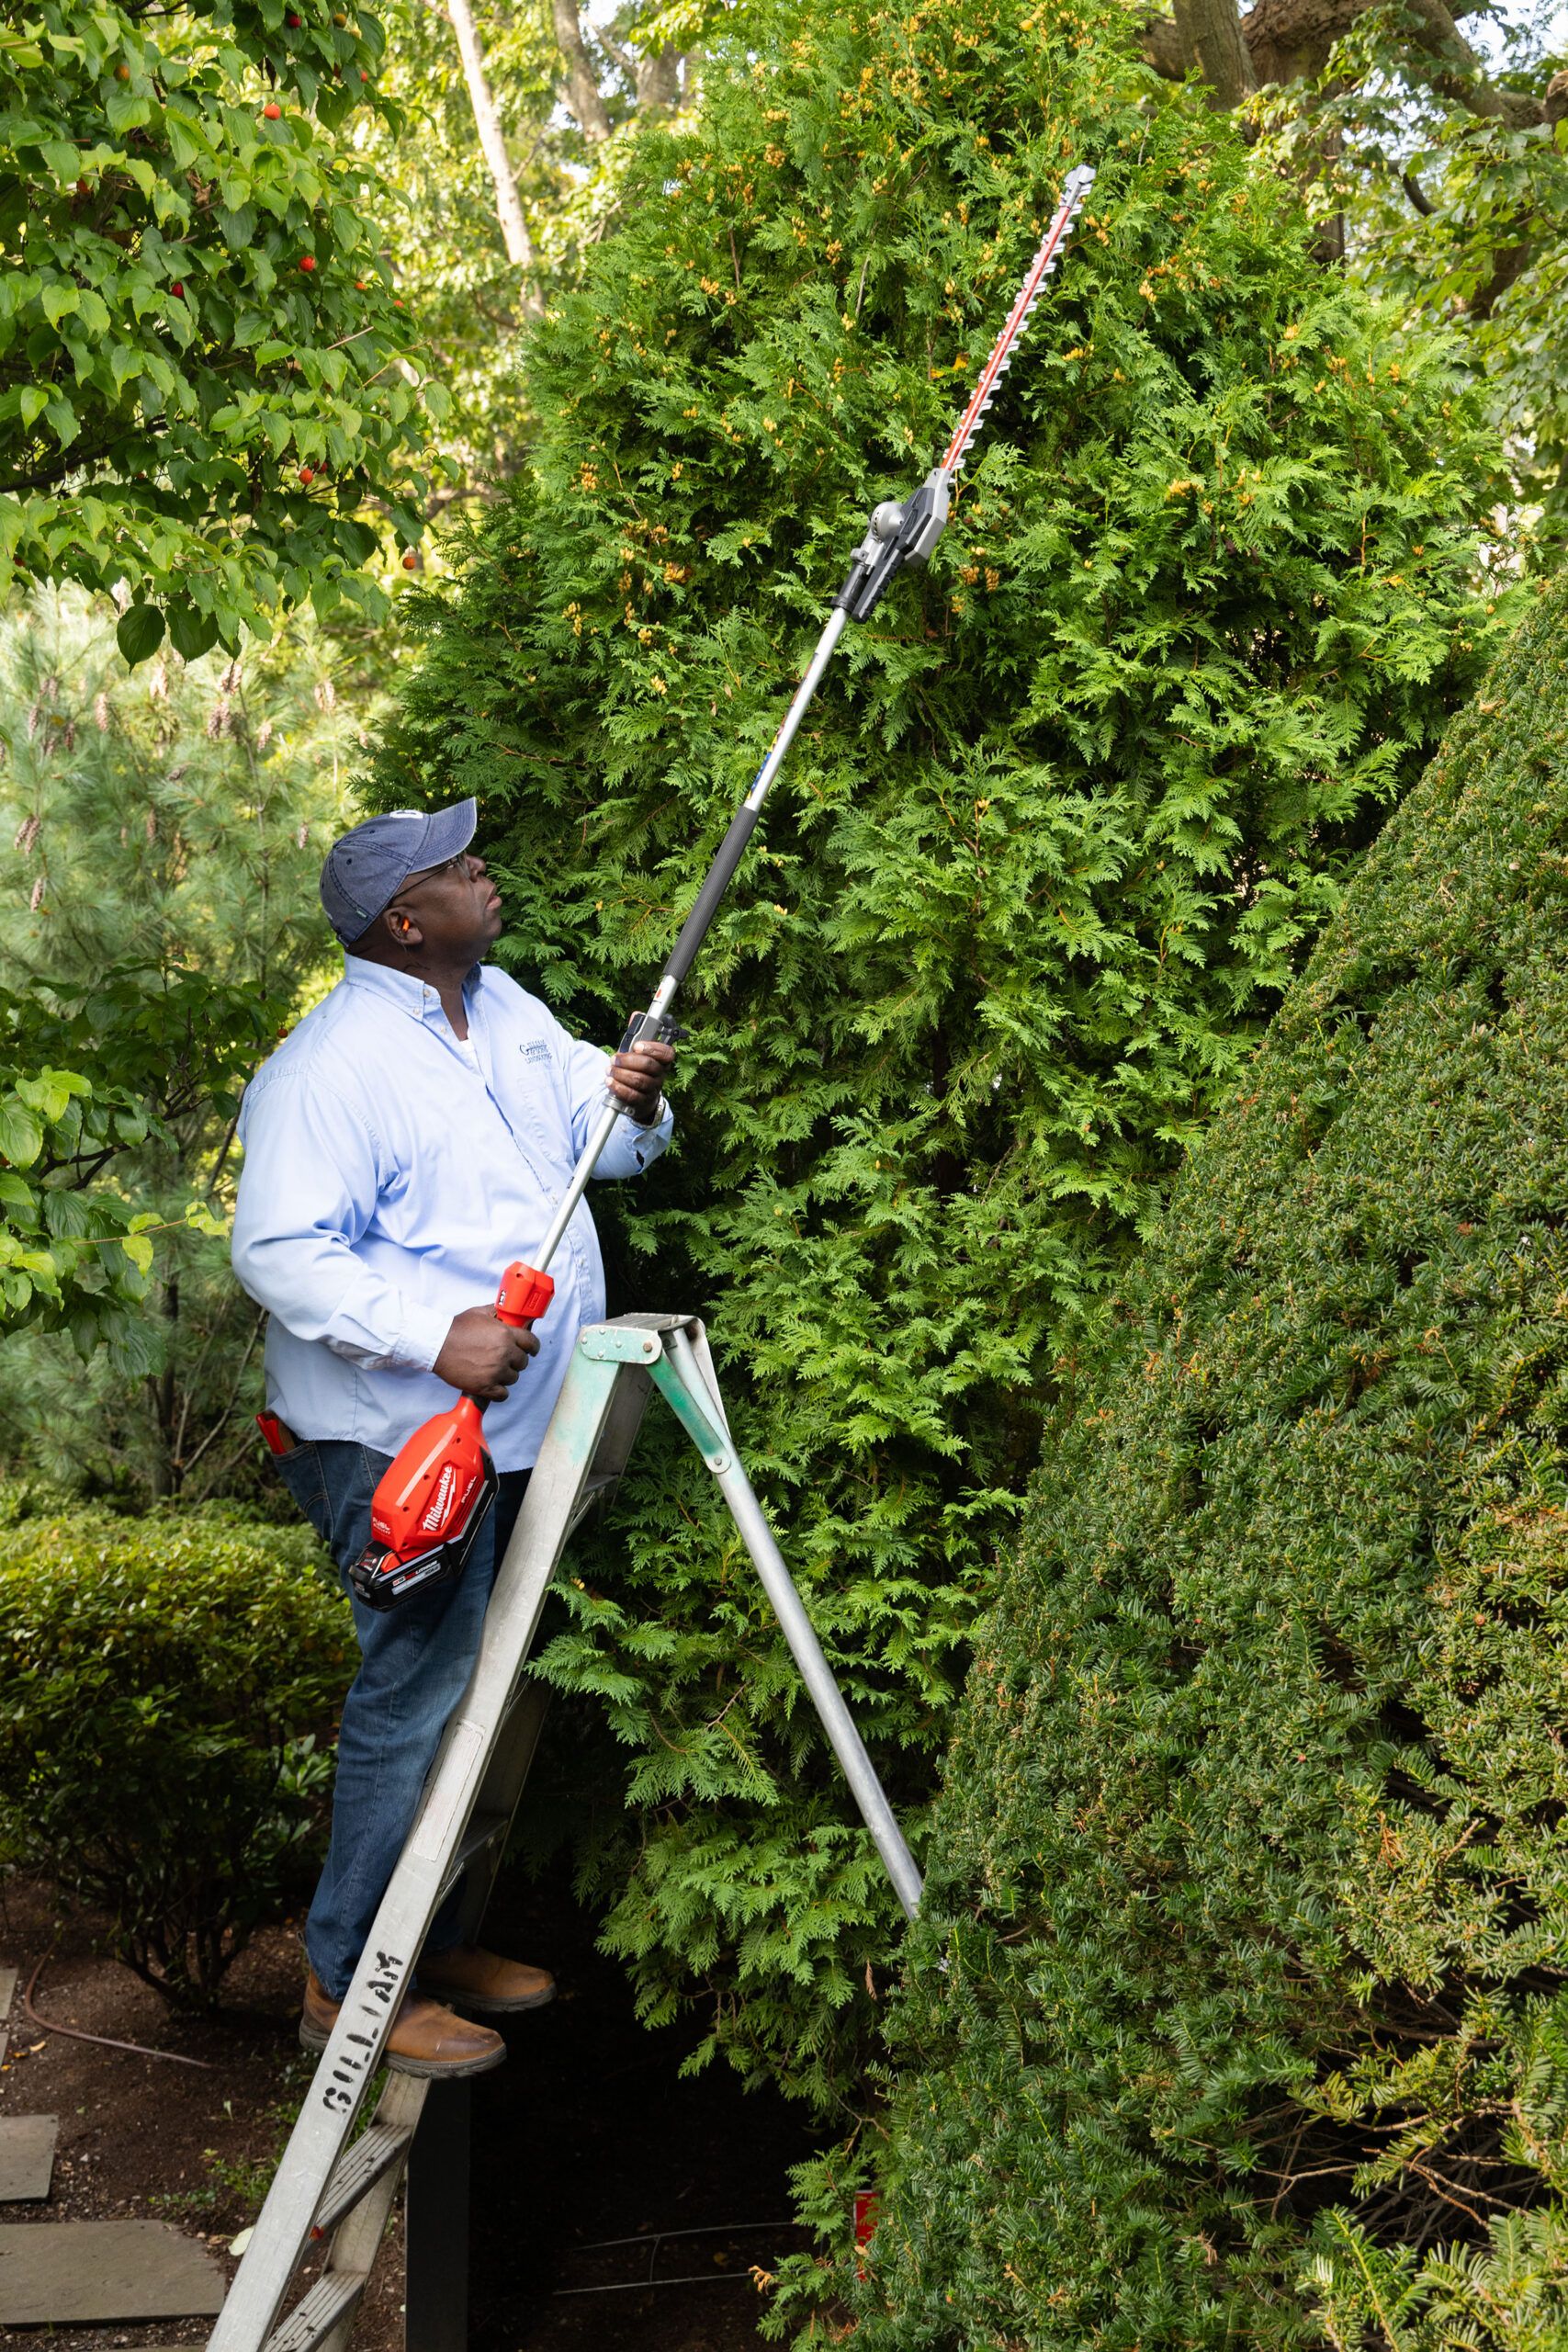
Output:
top-left (434, 1306), bottom-right (540, 1401)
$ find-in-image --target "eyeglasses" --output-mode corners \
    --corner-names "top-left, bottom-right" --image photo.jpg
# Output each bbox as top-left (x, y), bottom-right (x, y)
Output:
top-left (388, 851), bottom-right (478, 919)
top-left (411, 850), bottom-right (477, 886)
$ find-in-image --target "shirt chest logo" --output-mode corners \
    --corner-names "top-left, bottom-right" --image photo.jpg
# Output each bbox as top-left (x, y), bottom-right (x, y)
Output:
top-left (519, 1040), bottom-right (551, 1066)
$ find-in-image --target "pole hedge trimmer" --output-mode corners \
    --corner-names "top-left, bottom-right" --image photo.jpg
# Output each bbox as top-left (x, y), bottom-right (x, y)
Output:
top-left (350, 162), bottom-right (1097, 1610)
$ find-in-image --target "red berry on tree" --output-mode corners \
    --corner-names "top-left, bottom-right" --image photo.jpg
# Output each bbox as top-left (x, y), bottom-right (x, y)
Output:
top-left (299, 254), bottom-right (317, 272)
top-left (76, 177), bottom-right (90, 196)
top-left (263, 101), bottom-right (281, 119)
top-left (359, 68), bottom-right (369, 81)
top-left (287, 10), bottom-right (302, 24)
top-left (299, 465), bottom-right (314, 482)
top-left (401, 551), bottom-right (417, 570)
top-left (170, 280), bottom-right (185, 297)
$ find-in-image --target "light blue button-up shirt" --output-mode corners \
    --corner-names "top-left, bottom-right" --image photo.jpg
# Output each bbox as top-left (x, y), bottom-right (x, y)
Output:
top-left (231, 957), bottom-right (673, 1471)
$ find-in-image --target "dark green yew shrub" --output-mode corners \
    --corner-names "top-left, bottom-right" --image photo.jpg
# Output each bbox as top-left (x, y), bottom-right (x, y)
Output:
top-left (373, 0), bottom-right (1500, 2098)
top-left (825, 574), bottom-right (1568, 2348)
top-left (0, 1492), bottom-right (348, 2009)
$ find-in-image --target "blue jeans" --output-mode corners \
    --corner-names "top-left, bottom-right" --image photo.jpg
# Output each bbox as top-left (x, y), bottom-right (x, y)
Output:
top-left (275, 1438), bottom-right (529, 2002)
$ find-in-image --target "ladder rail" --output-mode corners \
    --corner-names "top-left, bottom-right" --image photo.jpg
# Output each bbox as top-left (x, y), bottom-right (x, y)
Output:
top-left (209, 1335), bottom-right (640, 2352)
top-left (210, 1312), bottom-right (921, 2352)
top-left (448, 1682), bottom-right (551, 1943)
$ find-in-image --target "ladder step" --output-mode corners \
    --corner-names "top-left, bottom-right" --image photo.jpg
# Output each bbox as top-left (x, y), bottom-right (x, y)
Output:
top-left (264, 2269), bottom-right (366, 2352)
top-left (313, 2118), bottom-right (414, 2236)
top-left (437, 1807), bottom-right (508, 1903)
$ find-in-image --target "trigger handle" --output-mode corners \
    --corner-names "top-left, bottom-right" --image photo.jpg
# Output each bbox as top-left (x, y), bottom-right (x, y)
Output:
top-left (497, 1261), bottom-right (555, 1328)
top-left (616, 1009), bottom-right (690, 1054)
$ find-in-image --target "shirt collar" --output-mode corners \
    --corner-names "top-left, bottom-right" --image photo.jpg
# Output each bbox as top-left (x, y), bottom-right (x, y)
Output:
top-left (343, 956), bottom-right (486, 1029)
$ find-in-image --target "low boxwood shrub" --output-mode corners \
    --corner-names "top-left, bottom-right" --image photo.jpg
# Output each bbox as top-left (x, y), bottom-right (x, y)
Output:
top-left (799, 574), bottom-right (1568, 2347)
top-left (0, 1491), bottom-right (349, 2010)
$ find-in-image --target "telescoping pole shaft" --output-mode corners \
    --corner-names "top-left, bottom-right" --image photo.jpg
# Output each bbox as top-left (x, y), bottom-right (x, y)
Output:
top-left (528, 604), bottom-right (852, 1273)
top-left (525, 165), bottom-right (1094, 1287)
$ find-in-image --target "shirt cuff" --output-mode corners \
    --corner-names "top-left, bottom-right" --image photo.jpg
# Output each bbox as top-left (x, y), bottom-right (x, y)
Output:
top-left (393, 1297), bottom-right (456, 1375)
top-left (625, 1095), bottom-right (673, 1169)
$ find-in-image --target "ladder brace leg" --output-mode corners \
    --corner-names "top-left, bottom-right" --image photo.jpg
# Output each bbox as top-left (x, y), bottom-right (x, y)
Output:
top-left (650, 1329), bottom-right (924, 1921)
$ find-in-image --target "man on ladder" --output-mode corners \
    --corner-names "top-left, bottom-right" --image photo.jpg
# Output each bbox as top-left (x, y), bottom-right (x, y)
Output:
top-left (231, 797), bottom-right (676, 2080)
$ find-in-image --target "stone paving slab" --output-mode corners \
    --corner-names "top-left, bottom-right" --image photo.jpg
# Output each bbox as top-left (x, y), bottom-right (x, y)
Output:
top-left (0, 2219), bottom-right (225, 2323)
top-left (0, 2115), bottom-right (56, 2201)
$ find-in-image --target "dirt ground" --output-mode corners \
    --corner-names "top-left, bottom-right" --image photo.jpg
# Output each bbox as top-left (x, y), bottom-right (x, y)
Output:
top-left (0, 1861), bottom-right (823, 2351)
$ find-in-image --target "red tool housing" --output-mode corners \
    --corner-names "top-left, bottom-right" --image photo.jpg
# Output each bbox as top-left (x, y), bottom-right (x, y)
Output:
top-left (496, 1261), bottom-right (554, 1326)
top-left (349, 1259), bottom-right (555, 1610)
top-left (350, 1395), bottom-right (499, 1610)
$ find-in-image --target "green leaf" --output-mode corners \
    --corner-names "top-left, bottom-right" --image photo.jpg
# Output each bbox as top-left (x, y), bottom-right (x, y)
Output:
top-left (0, 1097), bottom-right (44, 1169)
top-left (0, 1172), bottom-right (37, 1223)
top-left (42, 1186), bottom-right (96, 1240)
top-left (116, 604), bottom-right (166, 667)
top-left (104, 1314), bottom-right (160, 1377)
top-left (164, 110), bottom-right (206, 172)
top-left (15, 1069), bottom-right (83, 1121)
top-left (166, 600), bottom-right (220, 661)
top-left (119, 1230), bottom-right (154, 1276)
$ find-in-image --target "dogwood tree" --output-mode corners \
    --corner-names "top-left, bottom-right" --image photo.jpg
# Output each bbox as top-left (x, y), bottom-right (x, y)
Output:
top-left (0, 4), bottom-right (447, 662)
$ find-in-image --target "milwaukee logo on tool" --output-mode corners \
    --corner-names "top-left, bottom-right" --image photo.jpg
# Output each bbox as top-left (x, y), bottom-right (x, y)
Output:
top-left (422, 1466), bottom-right (458, 1533)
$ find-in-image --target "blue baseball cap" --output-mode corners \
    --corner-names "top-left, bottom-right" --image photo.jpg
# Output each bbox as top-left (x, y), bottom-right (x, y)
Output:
top-left (320, 799), bottom-right (478, 945)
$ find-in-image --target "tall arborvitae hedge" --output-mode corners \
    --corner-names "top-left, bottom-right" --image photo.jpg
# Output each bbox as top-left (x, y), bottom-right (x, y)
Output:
top-left (822, 575), bottom-right (1568, 2348)
top-left (373, 0), bottom-right (1500, 2098)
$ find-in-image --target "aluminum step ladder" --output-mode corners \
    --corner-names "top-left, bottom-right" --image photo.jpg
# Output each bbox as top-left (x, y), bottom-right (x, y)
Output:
top-left (209, 1312), bottom-right (922, 2352)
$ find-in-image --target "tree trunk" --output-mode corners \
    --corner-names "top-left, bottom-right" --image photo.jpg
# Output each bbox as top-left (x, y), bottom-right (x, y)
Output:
top-left (551, 0), bottom-right (612, 142)
top-left (1172, 0), bottom-right (1258, 106)
top-left (444, 0), bottom-right (537, 271)
top-left (634, 44), bottom-right (682, 116)
top-left (1143, 0), bottom-right (1551, 120)
top-left (149, 1272), bottom-right (179, 1500)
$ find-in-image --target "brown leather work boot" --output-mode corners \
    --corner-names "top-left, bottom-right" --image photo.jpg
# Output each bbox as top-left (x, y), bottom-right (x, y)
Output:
top-left (416, 1944), bottom-right (556, 2015)
top-left (299, 1969), bottom-right (506, 2078)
